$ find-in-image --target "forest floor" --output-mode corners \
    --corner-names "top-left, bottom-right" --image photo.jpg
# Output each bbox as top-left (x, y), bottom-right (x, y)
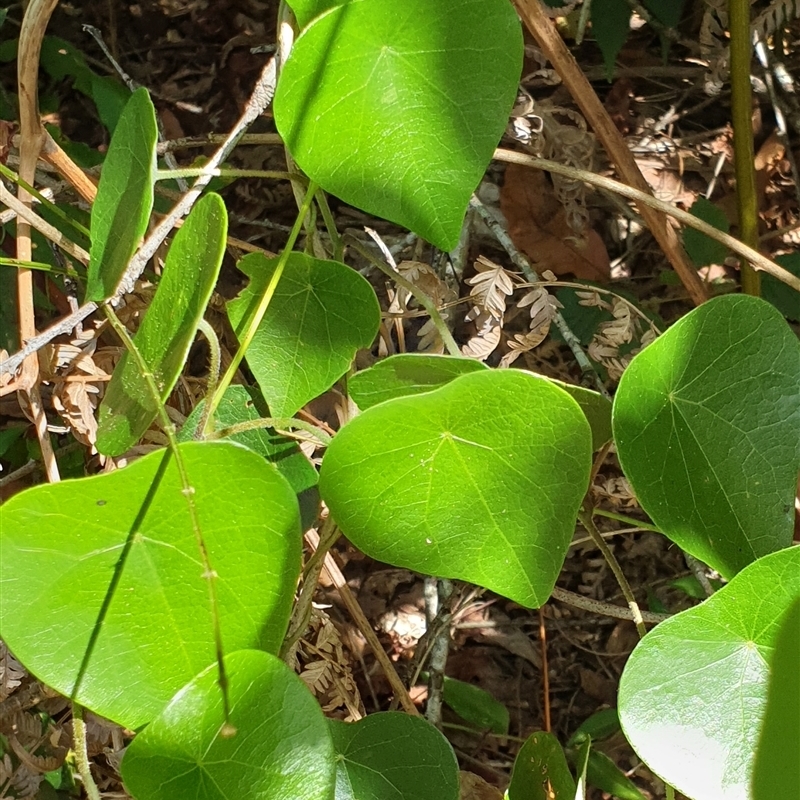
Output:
top-left (1, 1), bottom-right (799, 799)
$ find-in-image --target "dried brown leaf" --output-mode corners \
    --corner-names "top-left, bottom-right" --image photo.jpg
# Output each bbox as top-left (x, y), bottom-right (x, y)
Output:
top-left (500, 164), bottom-right (610, 281)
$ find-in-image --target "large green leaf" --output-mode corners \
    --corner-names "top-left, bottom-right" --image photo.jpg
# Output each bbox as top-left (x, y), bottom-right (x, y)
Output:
top-left (507, 732), bottom-right (576, 800)
top-left (349, 354), bottom-right (488, 410)
top-left (122, 650), bottom-right (335, 800)
top-left (227, 252), bottom-right (380, 418)
top-left (329, 712), bottom-right (459, 800)
top-left (0, 441), bottom-right (301, 730)
top-left (618, 547), bottom-right (800, 800)
top-left (86, 86), bottom-right (157, 301)
top-left (274, 0), bottom-right (522, 250)
top-left (751, 596), bottom-right (800, 800)
top-left (613, 294), bottom-right (800, 578)
top-left (320, 369), bottom-right (592, 607)
top-left (97, 193), bottom-right (228, 456)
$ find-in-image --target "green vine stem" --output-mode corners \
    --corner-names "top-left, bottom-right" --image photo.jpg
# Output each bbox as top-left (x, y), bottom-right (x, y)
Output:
top-left (71, 703), bottom-right (101, 800)
top-left (155, 167), bottom-right (307, 185)
top-left (101, 306), bottom-right (235, 735)
top-left (728, 0), bottom-right (761, 296)
top-left (344, 234), bottom-right (461, 357)
top-left (577, 506), bottom-right (648, 638)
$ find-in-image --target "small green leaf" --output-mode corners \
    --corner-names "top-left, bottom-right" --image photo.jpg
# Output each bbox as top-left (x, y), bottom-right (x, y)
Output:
top-left (613, 294), bottom-right (800, 578)
top-left (683, 197), bottom-right (730, 267)
top-left (320, 369), bottom-right (592, 608)
top-left (548, 379), bottom-right (612, 451)
top-left (508, 731), bottom-right (576, 800)
top-left (568, 708), bottom-right (620, 746)
top-left (669, 575), bottom-right (723, 599)
top-left (274, 0), bottom-right (522, 250)
top-left (585, 751), bottom-right (646, 800)
top-left (121, 650), bottom-right (335, 800)
top-left (442, 676), bottom-right (509, 735)
top-left (86, 87), bottom-right (157, 301)
top-left (329, 712), bottom-right (459, 800)
top-left (591, 0), bottom-right (631, 80)
top-left (178, 385), bottom-right (318, 494)
top-left (752, 597), bottom-right (800, 800)
top-left (761, 252), bottom-right (800, 322)
top-left (227, 252), bottom-right (380, 418)
top-left (97, 193), bottom-right (227, 456)
top-left (350, 354), bottom-right (488, 409)
top-left (619, 547), bottom-right (800, 800)
top-left (0, 441), bottom-right (301, 729)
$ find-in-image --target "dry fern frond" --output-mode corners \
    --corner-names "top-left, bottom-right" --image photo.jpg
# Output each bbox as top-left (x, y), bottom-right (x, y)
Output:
top-left (498, 286), bottom-right (562, 366)
top-left (752, 0), bottom-right (800, 43)
top-left (0, 752), bottom-right (41, 799)
top-left (0, 643), bottom-right (25, 702)
top-left (461, 310), bottom-right (503, 361)
top-left (298, 608), bottom-right (363, 721)
top-left (464, 257), bottom-right (515, 319)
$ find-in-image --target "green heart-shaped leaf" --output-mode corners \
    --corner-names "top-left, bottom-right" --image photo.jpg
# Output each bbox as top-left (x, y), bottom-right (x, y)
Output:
top-left (97, 192), bottom-right (228, 456)
top-left (613, 294), bottom-right (800, 578)
top-left (227, 252), bottom-right (380, 418)
top-left (320, 369), bottom-right (592, 607)
top-left (0, 441), bottom-right (301, 729)
top-left (86, 86), bottom-right (157, 301)
top-left (618, 547), bottom-right (800, 800)
top-left (274, 0), bottom-right (522, 250)
top-left (329, 712), bottom-right (458, 800)
top-left (122, 650), bottom-right (335, 800)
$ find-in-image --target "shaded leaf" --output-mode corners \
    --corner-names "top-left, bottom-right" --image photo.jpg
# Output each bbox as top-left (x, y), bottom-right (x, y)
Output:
top-left (751, 596), bottom-right (800, 800)
top-left (349, 354), bottom-right (488, 410)
top-left (683, 197), bottom-right (730, 267)
top-left (329, 712), bottom-right (459, 800)
top-left (442, 676), bottom-right (509, 735)
top-left (508, 731), bottom-right (575, 800)
top-left (122, 650), bottom-right (335, 800)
